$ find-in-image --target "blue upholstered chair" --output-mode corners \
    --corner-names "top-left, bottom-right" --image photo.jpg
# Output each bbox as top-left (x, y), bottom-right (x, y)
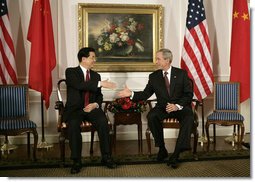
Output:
top-left (205, 82), bottom-right (244, 150)
top-left (0, 84), bottom-right (38, 160)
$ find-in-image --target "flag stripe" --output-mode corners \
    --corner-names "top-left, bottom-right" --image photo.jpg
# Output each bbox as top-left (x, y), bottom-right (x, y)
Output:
top-left (1, 15), bottom-right (15, 56)
top-left (181, 0), bottom-right (213, 101)
top-left (0, 0), bottom-right (17, 85)
top-left (0, 20), bottom-right (17, 84)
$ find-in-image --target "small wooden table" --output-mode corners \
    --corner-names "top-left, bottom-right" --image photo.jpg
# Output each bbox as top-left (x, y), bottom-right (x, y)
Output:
top-left (113, 112), bottom-right (142, 153)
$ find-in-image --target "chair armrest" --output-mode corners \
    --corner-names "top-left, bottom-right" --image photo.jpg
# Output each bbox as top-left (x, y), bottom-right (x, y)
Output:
top-left (147, 99), bottom-right (157, 110)
top-left (55, 101), bottom-right (64, 130)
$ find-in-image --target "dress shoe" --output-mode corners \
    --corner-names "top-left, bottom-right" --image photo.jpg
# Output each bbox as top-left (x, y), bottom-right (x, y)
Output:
top-left (167, 154), bottom-right (179, 169)
top-left (70, 161), bottom-right (82, 174)
top-left (157, 147), bottom-right (168, 162)
top-left (167, 157), bottom-right (178, 169)
top-left (101, 157), bottom-right (117, 169)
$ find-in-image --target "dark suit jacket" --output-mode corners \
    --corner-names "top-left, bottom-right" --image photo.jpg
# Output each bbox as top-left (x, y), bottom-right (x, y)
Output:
top-left (133, 67), bottom-right (193, 110)
top-left (63, 66), bottom-right (103, 122)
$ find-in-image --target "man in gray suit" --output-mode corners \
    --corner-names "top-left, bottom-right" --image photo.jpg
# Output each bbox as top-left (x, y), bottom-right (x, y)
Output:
top-left (118, 48), bottom-right (194, 168)
top-left (63, 47), bottom-right (117, 174)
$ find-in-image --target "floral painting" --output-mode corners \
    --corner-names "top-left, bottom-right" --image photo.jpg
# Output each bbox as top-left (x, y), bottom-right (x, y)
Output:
top-left (78, 3), bottom-right (163, 71)
top-left (88, 14), bottom-right (153, 62)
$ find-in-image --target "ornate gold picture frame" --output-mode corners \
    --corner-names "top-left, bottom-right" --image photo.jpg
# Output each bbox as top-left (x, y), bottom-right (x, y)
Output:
top-left (78, 3), bottom-right (163, 72)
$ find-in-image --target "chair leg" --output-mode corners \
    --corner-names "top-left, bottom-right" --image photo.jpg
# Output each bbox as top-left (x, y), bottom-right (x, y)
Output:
top-left (239, 124), bottom-right (245, 149)
top-left (32, 129), bottom-right (38, 161)
top-left (59, 131), bottom-right (66, 165)
top-left (192, 128), bottom-right (198, 154)
top-left (27, 132), bottom-right (30, 157)
top-left (113, 124), bottom-right (117, 154)
top-left (146, 128), bottom-right (152, 155)
top-left (192, 128), bottom-right (199, 160)
top-left (205, 122), bottom-right (210, 151)
top-left (109, 128), bottom-right (114, 155)
top-left (90, 130), bottom-right (95, 155)
top-left (138, 123), bottom-right (142, 154)
top-left (213, 124), bottom-right (216, 150)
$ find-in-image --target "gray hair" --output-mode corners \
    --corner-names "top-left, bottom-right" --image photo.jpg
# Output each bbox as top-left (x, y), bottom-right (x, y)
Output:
top-left (157, 48), bottom-right (173, 62)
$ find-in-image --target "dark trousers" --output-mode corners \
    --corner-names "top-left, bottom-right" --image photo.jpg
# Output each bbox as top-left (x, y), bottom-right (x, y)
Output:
top-left (147, 106), bottom-right (194, 154)
top-left (67, 108), bottom-right (111, 161)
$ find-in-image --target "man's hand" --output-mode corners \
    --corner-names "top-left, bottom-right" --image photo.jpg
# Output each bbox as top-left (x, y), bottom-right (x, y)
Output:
top-left (100, 79), bottom-right (117, 90)
top-left (166, 103), bottom-right (178, 113)
top-left (117, 84), bottom-right (132, 98)
top-left (83, 103), bottom-right (98, 113)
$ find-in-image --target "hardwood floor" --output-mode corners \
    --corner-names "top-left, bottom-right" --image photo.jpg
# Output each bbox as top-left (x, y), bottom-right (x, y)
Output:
top-left (0, 135), bottom-right (249, 160)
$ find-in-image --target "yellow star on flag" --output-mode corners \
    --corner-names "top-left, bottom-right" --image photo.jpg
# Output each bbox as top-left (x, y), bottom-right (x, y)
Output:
top-left (233, 11), bottom-right (239, 18)
top-left (241, 13), bottom-right (249, 21)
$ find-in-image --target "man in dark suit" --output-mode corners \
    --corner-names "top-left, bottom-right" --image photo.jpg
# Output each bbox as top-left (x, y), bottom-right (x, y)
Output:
top-left (63, 47), bottom-right (117, 174)
top-left (118, 48), bottom-right (194, 168)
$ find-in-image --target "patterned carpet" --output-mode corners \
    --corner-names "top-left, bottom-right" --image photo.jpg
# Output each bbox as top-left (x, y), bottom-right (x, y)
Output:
top-left (0, 158), bottom-right (250, 177)
top-left (0, 149), bottom-right (250, 171)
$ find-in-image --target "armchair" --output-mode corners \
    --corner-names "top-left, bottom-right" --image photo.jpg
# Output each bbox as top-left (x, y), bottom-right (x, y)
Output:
top-left (0, 84), bottom-right (38, 160)
top-left (205, 82), bottom-right (245, 150)
top-left (55, 79), bottom-right (113, 164)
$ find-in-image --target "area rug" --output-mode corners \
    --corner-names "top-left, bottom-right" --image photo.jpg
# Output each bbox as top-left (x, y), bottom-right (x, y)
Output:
top-left (0, 158), bottom-right (250, 177)
top-left (0, 149), bottom-right (250, 170)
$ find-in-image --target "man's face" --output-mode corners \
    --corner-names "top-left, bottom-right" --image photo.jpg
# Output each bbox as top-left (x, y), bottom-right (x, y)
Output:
top-left (155, 51), bottom-right (170, 70)
top-left (83, 51), bottom-right (96, 69)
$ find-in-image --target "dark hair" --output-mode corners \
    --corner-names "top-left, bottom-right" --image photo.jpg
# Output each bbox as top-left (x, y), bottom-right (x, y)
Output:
top-left (77, 47), bottom-right (95, 62)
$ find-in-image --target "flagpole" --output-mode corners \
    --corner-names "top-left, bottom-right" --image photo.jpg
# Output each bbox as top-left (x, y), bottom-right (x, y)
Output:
top-left (37, 95), bottom-right (53, 150)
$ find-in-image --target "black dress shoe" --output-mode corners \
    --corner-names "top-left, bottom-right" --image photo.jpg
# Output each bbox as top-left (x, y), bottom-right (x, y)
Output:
top-left (157, 147), bottom-right (168, 162)
top-left (101, 157), bottom-right (117, 169)
top-left (167, 155), bottom-right (179, 169)
top-left (70, 161), bottom-right (82, 174)
top-left (167, 158), bottom-right (178, 169)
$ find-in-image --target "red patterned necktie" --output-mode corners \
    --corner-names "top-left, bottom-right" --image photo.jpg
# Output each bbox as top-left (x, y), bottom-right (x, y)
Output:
top-left (84, 70), bottom-right (90, 107)
top-left (164, 71), bottom-right (170, 95)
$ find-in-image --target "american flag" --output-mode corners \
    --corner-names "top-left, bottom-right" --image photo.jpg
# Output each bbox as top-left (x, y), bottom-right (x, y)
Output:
top-left (181, 0), bottom-right (213, 101)
top-left (0, 0), bottom-right (17, 84)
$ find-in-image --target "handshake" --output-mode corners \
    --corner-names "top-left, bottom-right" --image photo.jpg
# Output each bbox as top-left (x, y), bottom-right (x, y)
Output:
top-left (100, 79), bottom-right (132, 98)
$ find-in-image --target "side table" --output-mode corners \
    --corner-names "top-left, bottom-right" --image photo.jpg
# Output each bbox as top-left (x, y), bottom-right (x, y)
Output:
top-left (113, 112), bottom-right (142, 153)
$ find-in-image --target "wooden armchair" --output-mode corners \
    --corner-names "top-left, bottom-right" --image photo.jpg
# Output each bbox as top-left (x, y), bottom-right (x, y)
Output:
top-left (0, 84), bottom-right (38, 160)
top-left (55, 79), bottom-right (113, 164)
top-left (145, 98), bottom-right (201, 158)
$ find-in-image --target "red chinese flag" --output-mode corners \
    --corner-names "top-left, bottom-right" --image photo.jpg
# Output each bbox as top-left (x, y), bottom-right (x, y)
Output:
top-left (229, 0), bottom-right (250, 103)
top-left (27, 0), bottom-right (56, 109)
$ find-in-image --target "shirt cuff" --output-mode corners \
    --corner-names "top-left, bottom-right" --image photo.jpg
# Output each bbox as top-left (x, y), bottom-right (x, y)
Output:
top-left (98, 81), bottom-right (101, 87)
top-left (130, 91), bottom-right (134, 99)
top-left (175, 104), bottom-right (183, 110)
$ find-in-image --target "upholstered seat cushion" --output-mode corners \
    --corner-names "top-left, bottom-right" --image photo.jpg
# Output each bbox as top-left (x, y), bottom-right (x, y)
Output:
top-left (0, 119), bottom-right (37, 130)
top-left (207, 112), bottom-right (244, 121)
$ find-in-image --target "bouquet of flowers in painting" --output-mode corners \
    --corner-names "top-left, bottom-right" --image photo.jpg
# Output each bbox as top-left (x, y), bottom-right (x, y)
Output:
top-left (108, 97), bottom-right (147, 113)
top-left (95, 16), bottom-right (146, 56)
